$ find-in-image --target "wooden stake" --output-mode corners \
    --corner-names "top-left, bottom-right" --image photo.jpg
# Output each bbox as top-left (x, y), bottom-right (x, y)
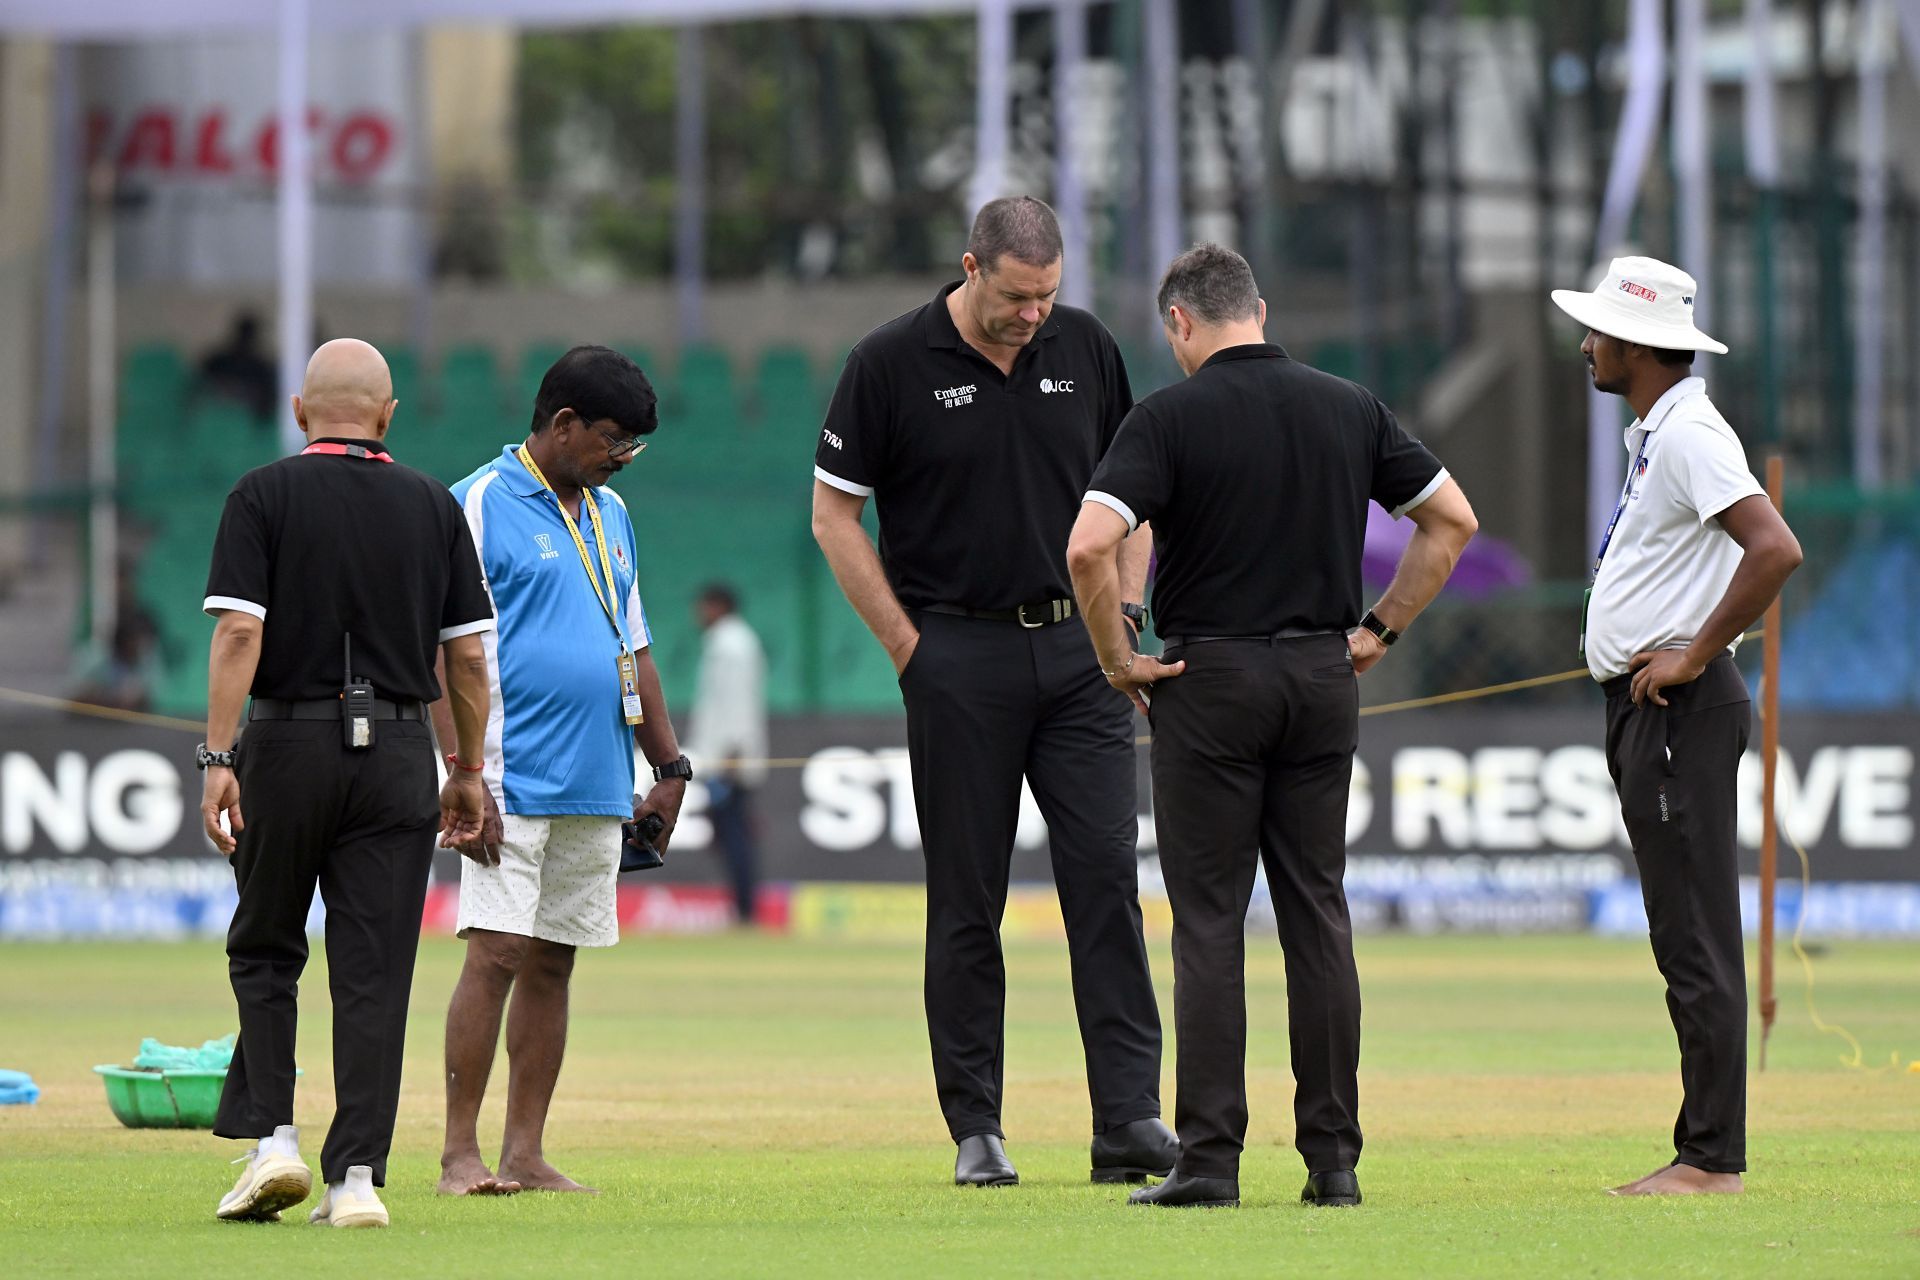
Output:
top-left (1758, 454), bottom-right (1784, 1069)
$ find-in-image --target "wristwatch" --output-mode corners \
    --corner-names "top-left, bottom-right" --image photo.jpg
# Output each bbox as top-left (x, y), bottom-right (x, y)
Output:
top-left (1358, 610), bottom-right (1400, 646)
top-left (195, 743), bottom-right (237, 770)
top-left (652, 754), bottom-right (694, 782)
top-left (1121, 603), bottom-right (1149, 631)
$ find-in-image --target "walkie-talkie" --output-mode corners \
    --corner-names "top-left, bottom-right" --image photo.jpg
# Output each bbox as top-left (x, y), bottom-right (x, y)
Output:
top-left (619, 794), bottom-right (666, 873)
top-left (342, 633), bottom-right (375, 750)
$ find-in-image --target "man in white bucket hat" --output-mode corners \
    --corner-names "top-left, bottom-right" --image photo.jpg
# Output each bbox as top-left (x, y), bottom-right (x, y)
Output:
top-left (1551, 256), bottom-right (1801, 1196)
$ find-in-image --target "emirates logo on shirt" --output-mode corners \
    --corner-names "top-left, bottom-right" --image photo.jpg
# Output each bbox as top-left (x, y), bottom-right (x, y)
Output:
top-left (934, 384), bottom-right (977, 410)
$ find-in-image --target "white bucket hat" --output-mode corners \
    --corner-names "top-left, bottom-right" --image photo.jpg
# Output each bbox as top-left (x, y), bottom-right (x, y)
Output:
top-left (1550, 255), bottom-right (1728, 355)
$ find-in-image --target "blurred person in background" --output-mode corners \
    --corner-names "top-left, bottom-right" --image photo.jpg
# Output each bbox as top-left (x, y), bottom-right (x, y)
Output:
top-left (198, 338), bottom-right (495, 1229)
top-left (1552, 257), bottom-right (1801, 1197)
top-left (68, 564), bottom-right (163, 713)
top-left (812, 196), bottom-right (1176, 1189)
top-left (193, 311), bottom-right (278, 424)
top-left (687, 582), bottom-right (767, 926)
top-left (432, 345), bottom-right (690, 1198)
top-left (1069, 244), bottom-right (1476, 1210)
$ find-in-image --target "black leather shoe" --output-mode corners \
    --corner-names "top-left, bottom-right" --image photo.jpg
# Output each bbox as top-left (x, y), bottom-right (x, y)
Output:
top-left (1127, 1172), bottom-right (1239, 1208)
top-left (954, 1135), bottom-right (1018, 1187)
top-left (1090, 1118), bottom-right (1180, 1183)
top-left (1301, 1169), bottom-right (1361, 1206)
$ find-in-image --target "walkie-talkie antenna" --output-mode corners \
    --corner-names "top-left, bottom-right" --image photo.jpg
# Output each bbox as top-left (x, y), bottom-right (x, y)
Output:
top-left (344, 633), bottom-right (353, 686)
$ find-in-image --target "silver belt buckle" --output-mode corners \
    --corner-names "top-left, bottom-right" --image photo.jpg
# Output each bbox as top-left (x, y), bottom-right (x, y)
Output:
top-left (1018, 600), bottom-right (1068, 629)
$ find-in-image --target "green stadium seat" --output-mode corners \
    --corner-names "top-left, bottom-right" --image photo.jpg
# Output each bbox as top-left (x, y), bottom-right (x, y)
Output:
top-left (385, 344), bottom-right (423, 418)
top-left (743, 346), bottom-right (821, 486)
top-left (122, 344), bottom-right (191, 438)
top-left (676, 344), bottom-right (737, 432)
top-left (518, 341), bottom-right (571, 409)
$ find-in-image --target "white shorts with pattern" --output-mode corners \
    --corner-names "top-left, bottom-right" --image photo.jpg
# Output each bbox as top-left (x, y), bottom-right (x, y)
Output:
top-left (456, 813), bottom-right (624, 949)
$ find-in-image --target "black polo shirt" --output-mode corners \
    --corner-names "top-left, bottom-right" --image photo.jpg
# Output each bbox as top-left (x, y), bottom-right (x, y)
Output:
top-left (1085, 344), bottom-right (1447, 637)
top-left (203, 437), bottom-right (495, 703)
top-left (813, 281), bottom-right (1133, 610)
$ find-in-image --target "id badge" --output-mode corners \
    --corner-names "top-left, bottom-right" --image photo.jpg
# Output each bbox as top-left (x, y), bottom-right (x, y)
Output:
top-left (1578, 586), bottom-right (1591, 654)
top-left (617, 650), bottom-right (645, 726)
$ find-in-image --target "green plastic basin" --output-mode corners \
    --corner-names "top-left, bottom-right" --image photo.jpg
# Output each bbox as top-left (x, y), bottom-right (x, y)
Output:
top-left (93, 1065), bottom-right (228, 1129)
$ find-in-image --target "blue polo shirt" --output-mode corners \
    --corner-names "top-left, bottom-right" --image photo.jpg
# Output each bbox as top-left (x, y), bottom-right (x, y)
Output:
top-left (450, 445), bottom-right (652, 817)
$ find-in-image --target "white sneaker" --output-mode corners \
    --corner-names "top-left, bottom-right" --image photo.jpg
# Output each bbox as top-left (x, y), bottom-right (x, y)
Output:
top-left (216, 1125), bottom-right (312, 1222)
top-left (309, 1165), bottom-right (389, 1229)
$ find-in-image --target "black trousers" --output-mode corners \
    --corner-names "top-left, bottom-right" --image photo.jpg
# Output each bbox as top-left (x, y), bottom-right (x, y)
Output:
top-left (1149, 634), bottom-right (1361, 1180)
top-left (705, 778), bottom-right (759, 923)
top-left (1603, 654), bottom-right (1750, 1174)
top-left (899, 610), bottom-right (1163, 1142)
top-left (213, 718), bottom-right (439, 1187)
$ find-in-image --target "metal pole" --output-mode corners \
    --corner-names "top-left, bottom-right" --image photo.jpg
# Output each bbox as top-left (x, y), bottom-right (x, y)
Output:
top-left (1853, 0), bottom-right (1890, 489)
top-left (277, 0), bottom-right (313, 453)
top-left (1673, 0), bottom-right (1711, 378)
top-left (1053, 0), bottom-right (1091, 308)
top-left (1758, 453), bottom-right (1784, 1069)
top-left (676, 23), bottom-right (708, 343)
top-left (1745, 0), bottom-right (1782, 447)
top-left (1142, 0), bottom-right (1180, 316)
top-left (31, 44), bottom-right (82, 570)
top-left (970, 0), bottom-right (1014, 213)
top-left (1586, 0), bottom-right (1667, 556)
top-left (86, 161), bottom-right (117, 657)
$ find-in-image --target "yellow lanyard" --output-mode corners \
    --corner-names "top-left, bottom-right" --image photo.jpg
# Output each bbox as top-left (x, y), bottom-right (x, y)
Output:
top-left (517, 444), bottom-right (627, 652)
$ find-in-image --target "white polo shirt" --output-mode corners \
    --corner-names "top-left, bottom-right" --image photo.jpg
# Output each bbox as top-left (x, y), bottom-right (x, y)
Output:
top-left (1585, 377), bottom-right (1766, 682)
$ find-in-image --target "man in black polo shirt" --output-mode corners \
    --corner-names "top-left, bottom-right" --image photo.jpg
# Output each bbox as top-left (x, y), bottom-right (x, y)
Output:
top-left (197, 338), bottom-right (496, 1229)
top-left (1068, 244), bottom-right (1479, 1209)
top-left (812, 196), bottom-right (1175, 1188)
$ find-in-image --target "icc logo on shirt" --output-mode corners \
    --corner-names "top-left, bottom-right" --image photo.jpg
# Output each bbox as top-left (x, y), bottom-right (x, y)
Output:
top-left (1040, 378), bottom-right (1074, 394)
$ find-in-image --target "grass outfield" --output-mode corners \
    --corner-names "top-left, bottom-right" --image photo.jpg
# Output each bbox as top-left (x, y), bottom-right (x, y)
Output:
top-left (2, 932), bottom-right (1917, 1278)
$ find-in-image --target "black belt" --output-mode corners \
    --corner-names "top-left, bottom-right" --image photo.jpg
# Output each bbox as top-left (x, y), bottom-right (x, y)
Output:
top-left (918, 598), bottom-right (1078, 629)
top-left (249, 697), bottom-right (428, 722)
top-left (1159, 627), bottom-right (1343, 648)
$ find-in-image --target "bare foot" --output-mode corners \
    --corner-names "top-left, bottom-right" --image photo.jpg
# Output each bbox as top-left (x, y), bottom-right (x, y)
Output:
top-left (1611, 1164), bottom-right (1743, 1196)
top-left (1607, 1164), bottom-right (1674, 1196)
top-left (438, 1153), bottom-right (523, 1196)
top-left (497, 1159), bottom-right (598, 1194)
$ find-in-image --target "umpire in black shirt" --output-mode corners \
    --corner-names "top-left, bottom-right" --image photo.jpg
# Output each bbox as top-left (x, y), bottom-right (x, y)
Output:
top-left (198, 338), bottom-right (496, 1228)
top-left (1068, 245), bottom-right (1479, 1209)
top-left (813, 197), bottom-right (1175, 1187)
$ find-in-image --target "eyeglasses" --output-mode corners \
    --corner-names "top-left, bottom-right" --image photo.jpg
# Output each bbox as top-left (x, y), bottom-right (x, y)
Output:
top-left (569, 411), bottom-right (647, 459)
top-left (596, 427), bottom-right (648, 460)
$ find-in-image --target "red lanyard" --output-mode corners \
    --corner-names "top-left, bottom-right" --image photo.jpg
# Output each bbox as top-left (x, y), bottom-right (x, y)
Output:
top-left (301, 442), bottom-right (393, 463)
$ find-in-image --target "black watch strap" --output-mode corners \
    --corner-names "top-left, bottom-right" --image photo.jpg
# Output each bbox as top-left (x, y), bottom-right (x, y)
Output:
top-left (1359, 610), bottom-right (1400, 646)
top-left (1121, 603), bottom-right (1148, 630)
top-left (195, 743), bottom-right (237, 770)
top-left (652, 754), bottom-right (694, 782)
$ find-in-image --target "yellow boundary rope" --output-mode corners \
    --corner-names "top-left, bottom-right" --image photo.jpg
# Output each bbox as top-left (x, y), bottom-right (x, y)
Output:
top-left (1785, 829), bottom-right (1906, 1074)
top-left (0, 631), bottom-right (1766, 760)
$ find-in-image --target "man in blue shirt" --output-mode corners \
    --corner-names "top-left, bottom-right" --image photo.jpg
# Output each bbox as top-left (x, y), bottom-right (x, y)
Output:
top-left (430, 345), bottom-right (693, 1196)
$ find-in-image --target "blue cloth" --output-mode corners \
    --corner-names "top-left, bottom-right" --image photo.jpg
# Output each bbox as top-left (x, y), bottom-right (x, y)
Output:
top-left (0, 1069), bottom-right (40, 1105)
top-left (450, 446), bottom-right (651, 817)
